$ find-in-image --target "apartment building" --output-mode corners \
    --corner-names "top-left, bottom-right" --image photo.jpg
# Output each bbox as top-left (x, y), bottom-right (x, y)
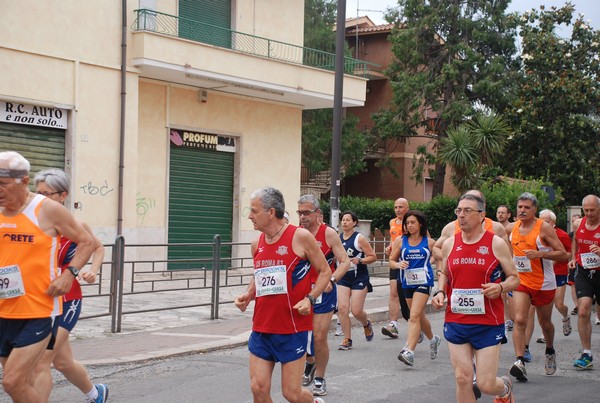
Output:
top-left (0, 0), bottom-right (367, 259)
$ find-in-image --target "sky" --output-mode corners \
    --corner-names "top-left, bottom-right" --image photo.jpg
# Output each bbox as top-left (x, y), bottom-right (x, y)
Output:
top-left (345, 0), bottom-right (599, 33)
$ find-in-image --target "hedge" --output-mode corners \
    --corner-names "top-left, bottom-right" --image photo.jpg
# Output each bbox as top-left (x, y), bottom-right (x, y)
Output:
top-left (321, 180), bottom-right (565, 238)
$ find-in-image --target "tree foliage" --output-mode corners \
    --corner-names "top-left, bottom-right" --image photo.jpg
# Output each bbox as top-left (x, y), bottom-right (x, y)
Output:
top-left (374, 0), bottom-right (519, 196)
top-left (498, 3), bottom-right (600, 205)
top-left (301, 0), bottom-right (373, 179)
top-left (439, 113), bottom-right (511, 192)
top-left (304, 0), bottom-right (337, 51)
top-left (302, 109), bottom-right (369, 176)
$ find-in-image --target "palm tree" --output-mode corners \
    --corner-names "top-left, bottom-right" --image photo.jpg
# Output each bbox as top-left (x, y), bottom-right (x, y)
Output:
top-left (468, 114), bottom-right (510, 165)
top-left (439, 113), bottom-right (511, 192)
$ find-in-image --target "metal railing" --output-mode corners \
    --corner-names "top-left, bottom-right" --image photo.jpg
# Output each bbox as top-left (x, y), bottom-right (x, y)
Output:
top-left (80, 235), bottom-right (393, 332)
top-left (131, 8), bottom-right (374, 77)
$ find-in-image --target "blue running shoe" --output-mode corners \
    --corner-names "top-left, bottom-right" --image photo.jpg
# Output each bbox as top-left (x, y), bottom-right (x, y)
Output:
top-left (93, 384), bottom-right (109, 403)
top-left (574, 353), bottom-right (593, 370)
top-left (364, 320), bottom-right (374, 342)
top-left (523, 348), bottom-right (532, 363)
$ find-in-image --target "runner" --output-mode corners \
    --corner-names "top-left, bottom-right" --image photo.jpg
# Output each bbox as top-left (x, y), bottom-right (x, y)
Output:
top-left (433, 190), bottom-right (509, 261)
top-left (388, 210), bottom-right (441, 366)
top-left (297, 195), bottom-right (350, 396)
top-left (433, 193), bottom-right (520, 403)
top-left (539, 209), bottom-right (572, 337)
top-left (32, 169), bottom-right (109, 402)
top-left (506, 193), bottom-right (569, 381)
top-left (497, 205), bottom-right (515, 332)
top-left (496, 205), bottom-right (513, 229)
top-left (382, 198), bottom-right (411, 338)
top-left (569, 195), bottom-right (600, 370)
top-left (568, 213), bottom-right (581, 316)
top-left (234, 187), bottom-right (330, 403)
top-left (0, 151), bottom-right (94, 402)
top-left (337, 211), bottom-right (378, 350)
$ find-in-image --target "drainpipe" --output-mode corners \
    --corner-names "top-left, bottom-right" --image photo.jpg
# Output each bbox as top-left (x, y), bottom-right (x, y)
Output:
top-left (117, 0), bottom-right (127, 235)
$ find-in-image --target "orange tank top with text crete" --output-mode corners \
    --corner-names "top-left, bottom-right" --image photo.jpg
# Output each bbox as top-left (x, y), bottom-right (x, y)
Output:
top-left (0, 194), bottom-right (61, 319)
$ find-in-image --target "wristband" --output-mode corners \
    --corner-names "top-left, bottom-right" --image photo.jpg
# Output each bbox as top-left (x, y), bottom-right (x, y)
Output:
top-left (433, 290), bottom-right (446, 298)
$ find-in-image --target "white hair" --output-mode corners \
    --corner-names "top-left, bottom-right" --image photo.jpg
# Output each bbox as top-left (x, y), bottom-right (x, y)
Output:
top-left (539, 209), bottom-right (556, 223)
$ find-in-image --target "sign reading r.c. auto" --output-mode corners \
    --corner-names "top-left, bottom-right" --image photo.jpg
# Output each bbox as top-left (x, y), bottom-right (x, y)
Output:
top-left (0, 101), bottom-right (68, 129)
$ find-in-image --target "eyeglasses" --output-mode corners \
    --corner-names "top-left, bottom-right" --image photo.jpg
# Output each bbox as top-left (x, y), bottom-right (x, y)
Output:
top-left (37, 191), bottom-right (62, 197)
top-left (454, 207), bottom-right (483, 216)
top-left (296, 209), bottom-right (317, 217)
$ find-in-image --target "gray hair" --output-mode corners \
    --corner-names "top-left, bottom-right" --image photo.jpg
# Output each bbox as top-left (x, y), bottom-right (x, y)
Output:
top-left (518, 192), bottom-right (537, 206)
top-left (539, 209), bottom-right (556, 223)
top-left (458, 193), bottom-right (485, 212)
top-left (297, 194), bottom-right (320, 210)
top-left (0, 151), bottom-right (30, 183)
top-left (34, 168), bottom-right (71, 194)
top-left (250, 187), bottom-right (285, 219)
top-left (582, 195), bottom-right (600, 207)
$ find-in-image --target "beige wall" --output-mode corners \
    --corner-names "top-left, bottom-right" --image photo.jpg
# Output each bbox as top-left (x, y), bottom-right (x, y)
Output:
top-left (234, 1), bottom-right (305, 46)
top-left (138, 81), bottom-right (302, 243)
top-left (1, 0), bottom-right (123, 66)
top-left (0, 0), bottom-right (320, 246)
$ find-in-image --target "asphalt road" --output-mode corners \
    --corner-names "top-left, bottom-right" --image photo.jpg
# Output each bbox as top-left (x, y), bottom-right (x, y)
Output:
top-left (40, 308), bottom-right (600, 403)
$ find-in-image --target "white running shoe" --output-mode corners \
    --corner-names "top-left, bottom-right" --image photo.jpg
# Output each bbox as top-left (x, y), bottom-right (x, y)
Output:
top-left (429, 335), bottom-right (441, 359)
top-left (334, 322), bottom-right (344, 336)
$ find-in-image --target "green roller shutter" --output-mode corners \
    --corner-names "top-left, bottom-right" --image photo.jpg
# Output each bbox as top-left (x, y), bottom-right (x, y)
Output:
top-left (168, 145), bottom-right (233, 270)
top-left (179, 0), bottom-right (231, 48)
top-left (0, 122), bottom-right (65, 187)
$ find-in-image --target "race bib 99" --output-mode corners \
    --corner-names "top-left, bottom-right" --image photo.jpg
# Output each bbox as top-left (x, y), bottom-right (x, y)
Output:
top-left (0, 265), bottom-right (26, 299)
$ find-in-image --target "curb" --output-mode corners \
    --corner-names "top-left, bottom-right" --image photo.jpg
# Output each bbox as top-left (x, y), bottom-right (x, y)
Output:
top-left (79, 301), bottom-right (447, 366)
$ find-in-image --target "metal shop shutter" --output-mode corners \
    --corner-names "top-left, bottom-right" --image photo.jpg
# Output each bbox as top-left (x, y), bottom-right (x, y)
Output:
top-left (179, 0), bottom-right (232, 48)
top-left (168, 146), bottom-right (233, 270)
top-left (0, 122), bottom-right (65, 184)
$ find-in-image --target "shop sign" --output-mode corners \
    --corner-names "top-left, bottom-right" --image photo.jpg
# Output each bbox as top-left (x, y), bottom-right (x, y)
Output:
top-left (0, 101), bottom-right (68, 129)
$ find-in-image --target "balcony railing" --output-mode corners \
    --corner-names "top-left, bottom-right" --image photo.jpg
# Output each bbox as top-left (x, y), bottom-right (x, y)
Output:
top-left (132, 9), bottom-right (373, 77)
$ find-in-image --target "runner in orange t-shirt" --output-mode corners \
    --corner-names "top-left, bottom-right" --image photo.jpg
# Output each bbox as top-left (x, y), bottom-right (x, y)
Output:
top-left (0, 151), bottom-right (94, 402)
top-left (506, 193), bottom-right (569, 382)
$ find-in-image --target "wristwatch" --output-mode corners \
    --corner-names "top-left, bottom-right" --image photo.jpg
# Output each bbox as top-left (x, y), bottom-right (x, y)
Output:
top-left (66, 266), bottom-right (80, 277)
top-left (358, 257), bottom-right (363, 264)
top-left (330, 275), bottom-right (336, 285)
top-left (306, 294), bottom-right (316, 306)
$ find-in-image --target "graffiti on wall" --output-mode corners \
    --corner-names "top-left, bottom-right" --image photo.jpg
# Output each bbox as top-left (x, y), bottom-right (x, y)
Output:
top-left (136, 192), bottom-right (156, 223)
top-left (79, 179), bottom-right (114, 197)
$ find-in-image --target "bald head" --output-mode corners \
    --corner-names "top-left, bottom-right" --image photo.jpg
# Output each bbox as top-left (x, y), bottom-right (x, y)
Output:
top-left (464, 189), bottom-right (486, 209)
top-left (581, 194), bottom-right (600, 225)
top-left (394, 197), bottom-right (409, 219)
top-left (582, 194), bottom-right (600, 207)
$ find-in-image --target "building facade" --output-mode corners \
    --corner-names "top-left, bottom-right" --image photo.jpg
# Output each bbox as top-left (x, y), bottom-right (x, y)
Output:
top-left (0, 0), bottom-right (367, 257)
top-left (342, 17), bottom-right (456, 202)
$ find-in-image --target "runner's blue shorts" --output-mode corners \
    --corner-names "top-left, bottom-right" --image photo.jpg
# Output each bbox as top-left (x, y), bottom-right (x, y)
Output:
top-left (555, 275), bottom-right (568, 287)
top-left (249, 331), bottom-right (308, 363)
top-left (443, 322), bottom-right (505, 350)
top-left (0, 317), bottom-right (56, 357)
top-left (337, 269), bottom-right (370, 290)
top-left (57, 299), bottom-right (82, 332)
top-left (313, 285), bottom-right (337, 314)
top-left (403, 285), bottom-right (432, 299)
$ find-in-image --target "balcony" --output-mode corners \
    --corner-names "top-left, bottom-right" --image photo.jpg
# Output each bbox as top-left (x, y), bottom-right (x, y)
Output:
top-left (130, 9), bottom-right (369, 109)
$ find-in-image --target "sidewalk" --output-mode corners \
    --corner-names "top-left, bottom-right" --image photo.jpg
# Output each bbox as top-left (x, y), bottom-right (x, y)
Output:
top-left (70, 278), bottom-right (441, 365)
